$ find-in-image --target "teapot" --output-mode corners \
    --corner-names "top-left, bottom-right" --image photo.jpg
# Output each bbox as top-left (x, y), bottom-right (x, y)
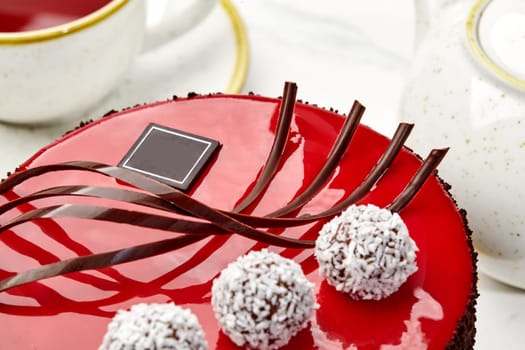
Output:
top-left (400, 0), bottom-right (525, 288)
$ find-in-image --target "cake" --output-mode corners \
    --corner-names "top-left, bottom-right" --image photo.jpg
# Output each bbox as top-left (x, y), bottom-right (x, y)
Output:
top-left (0, 82), bottom-right (477, 349)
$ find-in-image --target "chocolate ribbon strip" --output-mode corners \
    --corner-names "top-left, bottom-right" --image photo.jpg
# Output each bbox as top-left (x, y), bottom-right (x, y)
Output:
top-left (0, 204), bottom-right (315, 247)
top-left (388, 148), bottom-right (449, 213)
top-left (233, 82), bottom-right (297, 212)
top-left (0, 235), bottom-right (206, 292)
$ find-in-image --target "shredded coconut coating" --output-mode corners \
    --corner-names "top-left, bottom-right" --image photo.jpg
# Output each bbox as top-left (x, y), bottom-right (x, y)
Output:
top-left (99, 303), bottom-right (208, 350)
top-left (211, 249), bottom-right (315, 350)
top-left (314, 204), bottom-right (418, 300)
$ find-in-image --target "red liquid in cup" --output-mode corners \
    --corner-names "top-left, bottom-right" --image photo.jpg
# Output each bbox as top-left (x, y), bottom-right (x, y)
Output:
top-left (0, 0), bottom-right (113, 33)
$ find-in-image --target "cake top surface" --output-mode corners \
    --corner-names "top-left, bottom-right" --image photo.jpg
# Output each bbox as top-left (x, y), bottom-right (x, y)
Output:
top-left (0, 93), bottom-right (476, 349)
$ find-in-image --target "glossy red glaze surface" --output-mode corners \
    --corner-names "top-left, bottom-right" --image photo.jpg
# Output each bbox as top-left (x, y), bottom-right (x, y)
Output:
top-left (0, 95), bottom-right (474, 349)
top-left (0, 0), bottom-right (112, 32)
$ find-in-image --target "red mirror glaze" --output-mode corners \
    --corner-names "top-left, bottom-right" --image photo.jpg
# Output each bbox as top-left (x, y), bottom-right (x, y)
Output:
top-left (0, 0), bottom-right (113, 32)
top-left (0, 95), bottom-right (474, 349)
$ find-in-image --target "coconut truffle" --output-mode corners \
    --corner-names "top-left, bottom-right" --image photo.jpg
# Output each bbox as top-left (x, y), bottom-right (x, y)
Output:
top-left (211, 249), bottom-right (315, 350)
top-left (314, 204), bottom-right (418, 300)
top-left (99, 302), bottom-right (208, 350)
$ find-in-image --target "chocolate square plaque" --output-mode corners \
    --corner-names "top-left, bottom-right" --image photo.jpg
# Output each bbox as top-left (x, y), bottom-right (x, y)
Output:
top-left (119, 123), bottom-right (220, 191)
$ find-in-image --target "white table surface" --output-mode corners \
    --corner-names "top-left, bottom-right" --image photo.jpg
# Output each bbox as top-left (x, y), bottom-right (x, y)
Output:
top-left (1, 1), bottom-right (524, 349)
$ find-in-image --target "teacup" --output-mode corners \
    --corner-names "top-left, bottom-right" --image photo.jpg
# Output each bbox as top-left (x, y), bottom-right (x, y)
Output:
top-left (0, 0), bottom-right (217, 124)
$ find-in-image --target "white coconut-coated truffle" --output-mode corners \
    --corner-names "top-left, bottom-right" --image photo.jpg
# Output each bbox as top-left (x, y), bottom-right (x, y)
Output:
top-left (211, 249), bottom-right (315, 350)
top-left (99, 303), bottom-right (208, 350)
top-left (314, 204), bottom-right (418, 300)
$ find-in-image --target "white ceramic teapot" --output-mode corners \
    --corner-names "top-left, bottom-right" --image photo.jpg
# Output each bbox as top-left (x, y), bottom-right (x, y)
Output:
top-left (400, 0), bottom-right (525, 288)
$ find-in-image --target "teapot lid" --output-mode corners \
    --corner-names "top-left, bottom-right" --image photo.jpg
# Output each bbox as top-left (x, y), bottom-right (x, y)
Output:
top-left (468, 0), bottom-right (525, 89)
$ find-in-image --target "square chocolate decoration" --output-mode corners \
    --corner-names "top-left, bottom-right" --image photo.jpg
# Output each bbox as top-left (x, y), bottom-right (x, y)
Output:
top-left (119, 123), bottom-right (220, 191)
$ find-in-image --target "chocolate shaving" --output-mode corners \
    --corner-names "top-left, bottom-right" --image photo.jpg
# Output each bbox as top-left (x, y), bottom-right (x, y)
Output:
top-left (233, 82), bottom-right (297, 212)
top-left (0, 185), bottom-right (314, 228)
top-left (0, 234), bottom-right (205, 291)
top-left (268, 100), bottom-right (365, 217)
top-left (0, 204), bottom-right (314, 248)
top-left (388, 148), bottom-right (449, 212)
top-left (0, 185), bottom-right (302, 228)
top-left (0, 185), bottom-right (179, 217)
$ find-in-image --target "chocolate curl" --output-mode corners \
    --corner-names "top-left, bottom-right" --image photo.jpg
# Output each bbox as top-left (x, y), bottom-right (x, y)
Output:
top-left (0, 185), bottom-right (177, 217)
top-left (388, 148), bottom-right (449, 212)
top-left (267, 100), bottom-right (365, 217)
top-left (0, 185), bottom-right (316, 228)
top-left (233, 82), bottom-right (297, 212)
top-left (0, 234), bottom-right (205, 292)
top-left (0, 204), bottom-right (215, 235)
top-left (0, 185), bottom-right (308, 228)
top-left (0, 162), bottom-right (114, 195)
top-left (0, 200), bottom-right (315, 248)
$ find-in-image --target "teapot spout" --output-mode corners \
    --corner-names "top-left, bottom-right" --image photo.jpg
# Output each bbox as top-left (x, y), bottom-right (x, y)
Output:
top-left (414, 0), bottom-right (456, 47)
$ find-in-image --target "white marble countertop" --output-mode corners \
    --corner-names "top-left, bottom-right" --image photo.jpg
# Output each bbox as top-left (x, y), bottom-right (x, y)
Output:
top-left (0, 0), bottom-right (524, 349)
